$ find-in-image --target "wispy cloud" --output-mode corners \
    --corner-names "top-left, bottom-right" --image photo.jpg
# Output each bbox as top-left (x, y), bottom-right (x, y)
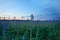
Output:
top-left (0, 0), bottom-right (60, 20)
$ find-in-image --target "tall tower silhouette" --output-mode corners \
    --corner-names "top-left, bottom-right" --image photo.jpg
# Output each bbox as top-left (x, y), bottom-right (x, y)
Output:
top-left (31, 14), bottom-right (34, 20)
top-left (14, 16), bottom-right (16, 20)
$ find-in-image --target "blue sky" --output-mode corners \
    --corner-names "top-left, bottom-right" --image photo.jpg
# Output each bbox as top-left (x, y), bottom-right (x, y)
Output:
top-left (0, 0), bottom-right (60, 20)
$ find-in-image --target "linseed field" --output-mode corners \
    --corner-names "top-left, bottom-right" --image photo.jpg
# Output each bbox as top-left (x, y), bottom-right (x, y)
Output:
top-left (0, 20), bottom-right (60, 40)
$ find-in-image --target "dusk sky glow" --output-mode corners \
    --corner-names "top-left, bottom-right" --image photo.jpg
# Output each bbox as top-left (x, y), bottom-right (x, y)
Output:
top-left (0, 0), bottom-right (60, 20)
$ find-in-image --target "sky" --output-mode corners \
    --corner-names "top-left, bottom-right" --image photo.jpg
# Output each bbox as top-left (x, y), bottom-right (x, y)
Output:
top-left (0, 0), bottom-right (60, 20)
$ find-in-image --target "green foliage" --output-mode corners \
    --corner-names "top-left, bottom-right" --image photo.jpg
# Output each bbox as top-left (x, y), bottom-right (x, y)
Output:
top-left (0, 21), bottom-right (60, 40)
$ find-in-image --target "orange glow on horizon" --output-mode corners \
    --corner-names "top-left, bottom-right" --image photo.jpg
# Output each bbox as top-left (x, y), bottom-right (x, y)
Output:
top-left (0, 16), bottom-right (30, 20)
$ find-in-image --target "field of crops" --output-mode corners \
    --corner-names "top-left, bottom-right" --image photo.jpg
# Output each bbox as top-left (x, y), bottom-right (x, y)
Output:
top-left (0, 20), bottom-right (60, 40)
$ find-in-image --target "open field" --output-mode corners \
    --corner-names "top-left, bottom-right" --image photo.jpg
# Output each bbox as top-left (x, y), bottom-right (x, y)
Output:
top-left (0, 20), bottom-right (60, 40)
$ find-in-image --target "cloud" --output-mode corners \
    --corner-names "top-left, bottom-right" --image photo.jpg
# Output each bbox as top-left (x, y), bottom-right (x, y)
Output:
top-left (0, 0), bottom-right (60, 20)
